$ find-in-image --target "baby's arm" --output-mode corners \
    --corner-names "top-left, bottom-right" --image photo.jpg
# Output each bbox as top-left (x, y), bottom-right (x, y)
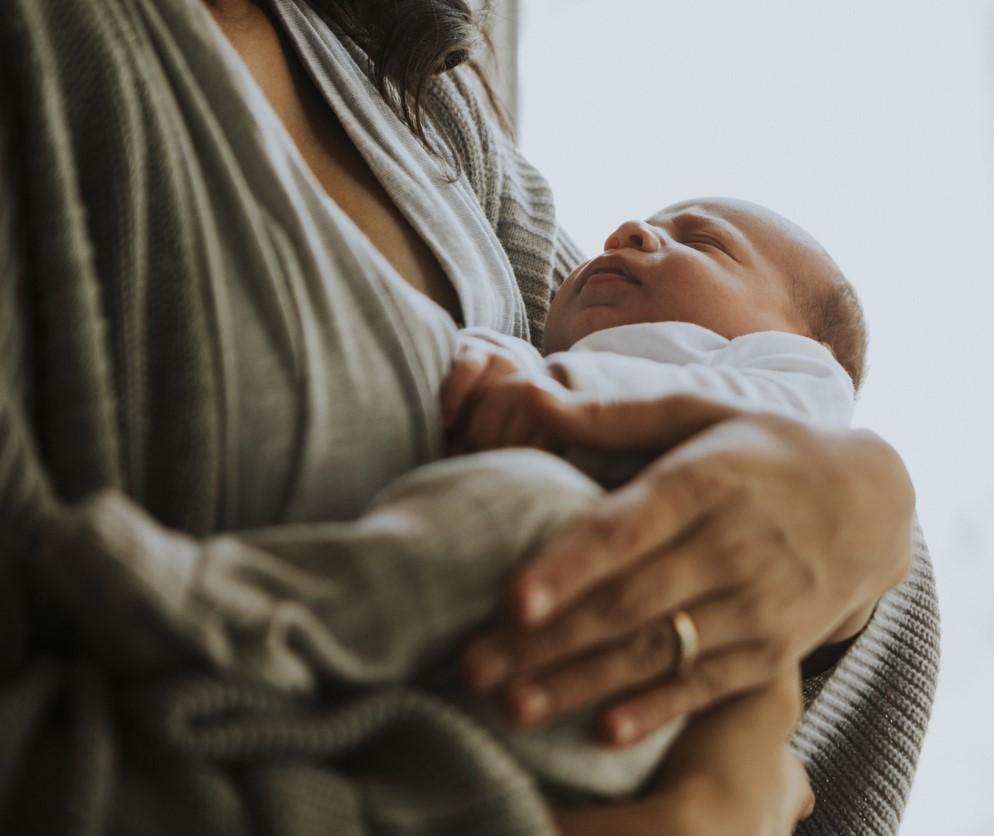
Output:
top-left (546, 329), bottom-right (854, 427)
top-left (445, 327), bottom-right (854, 456)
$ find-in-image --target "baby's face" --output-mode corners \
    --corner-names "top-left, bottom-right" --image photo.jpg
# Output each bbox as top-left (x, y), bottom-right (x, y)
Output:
top-left (543, 198), bottom-right (816, 353)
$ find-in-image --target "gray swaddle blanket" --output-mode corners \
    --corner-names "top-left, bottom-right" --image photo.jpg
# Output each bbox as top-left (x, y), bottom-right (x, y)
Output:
top-left (0, 0), bottom-right (939, 834)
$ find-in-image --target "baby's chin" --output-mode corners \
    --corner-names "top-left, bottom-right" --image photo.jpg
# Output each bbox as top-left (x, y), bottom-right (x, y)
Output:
top-left (546, 307), bottom-right (648, 352)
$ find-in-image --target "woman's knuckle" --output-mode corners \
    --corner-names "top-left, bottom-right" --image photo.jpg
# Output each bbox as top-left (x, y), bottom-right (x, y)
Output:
top-left (626, 620), bottom-right (675, 677)
top-left (544, 617), bottom-right (591, 661)
top-left (595, 586), bottom-right (634, 627)
top-left (668, 464), bottom-right (720, 508)
top-left (736, 589), bottom-right (767, 631)
top-left (519, 630), bottom-right (556, 668)
top-left (727, 478), bottom-right (758, 511)
top-left (585, 509), bottom-right (624, 555)
top-left (796, 556), bottom-right (819, 593)
top-left (692, 662), bottom-right (727, 706)
top-left (764, 639), bottom-right (792, 671)
top-left (765, 673), bottom-right (803, 723)
top-left (718, 544), bottom-right (752, 583)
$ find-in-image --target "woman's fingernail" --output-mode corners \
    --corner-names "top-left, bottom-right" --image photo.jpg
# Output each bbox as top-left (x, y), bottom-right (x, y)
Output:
top-left (509, 685), bottom-right (550, 725)
top-left (464, 647), bottom-right (511, 690)
top-left (523, 584), bottom-right (553, 623)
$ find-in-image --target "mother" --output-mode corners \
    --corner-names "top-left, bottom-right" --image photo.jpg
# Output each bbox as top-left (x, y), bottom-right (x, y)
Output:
top-left (0, 0), bottom-right (937, 834)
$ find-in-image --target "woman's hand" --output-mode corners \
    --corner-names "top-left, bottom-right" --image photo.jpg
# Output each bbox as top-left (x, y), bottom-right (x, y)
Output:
top-left (463, 393), bottom-right (915, 743)
top-left (555, 674), bottom-right (814, 836)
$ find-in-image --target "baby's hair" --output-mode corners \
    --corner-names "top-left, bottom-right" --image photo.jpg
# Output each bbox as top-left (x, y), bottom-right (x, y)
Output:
top-left (794, 268), bottom-right (868, 391)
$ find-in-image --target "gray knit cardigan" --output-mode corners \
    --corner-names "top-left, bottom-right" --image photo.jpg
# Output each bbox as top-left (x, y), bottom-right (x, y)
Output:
top-left (0, 1), bottom-right (938, 834)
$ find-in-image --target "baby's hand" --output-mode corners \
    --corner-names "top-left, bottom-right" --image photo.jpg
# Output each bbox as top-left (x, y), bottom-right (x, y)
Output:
top-left (442, 335), bottom-right (569, 452)
top-left (442, 333), bottom-right (525, 427)
top-left (458, 372), bottom-right (572, 452)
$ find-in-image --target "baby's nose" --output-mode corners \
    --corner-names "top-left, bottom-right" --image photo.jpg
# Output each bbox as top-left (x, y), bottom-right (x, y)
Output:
top-left (604, 220), bottom-right (661, 253)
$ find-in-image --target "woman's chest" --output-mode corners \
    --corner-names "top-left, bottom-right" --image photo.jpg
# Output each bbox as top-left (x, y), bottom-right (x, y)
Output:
top-left (211, 2), bottom-right (463, 322)
top-left (96, 0), bottom-right (528, 531)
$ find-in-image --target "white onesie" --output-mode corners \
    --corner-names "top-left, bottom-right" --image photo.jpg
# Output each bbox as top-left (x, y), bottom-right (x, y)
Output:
top-left (468, 320), bottom-right (855, 428)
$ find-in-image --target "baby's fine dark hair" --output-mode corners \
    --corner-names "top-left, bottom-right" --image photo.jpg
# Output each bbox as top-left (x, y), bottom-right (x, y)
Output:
top-left (795, 270), bottom-right (869, 391)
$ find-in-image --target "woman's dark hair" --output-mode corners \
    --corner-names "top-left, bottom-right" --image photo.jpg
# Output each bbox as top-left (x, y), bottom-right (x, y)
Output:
top-left (308, 0), bottom-right (512, 155)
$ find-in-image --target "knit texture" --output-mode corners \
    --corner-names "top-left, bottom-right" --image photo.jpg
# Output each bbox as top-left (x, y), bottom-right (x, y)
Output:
top-left (0, 1), bottom-right (938, 834)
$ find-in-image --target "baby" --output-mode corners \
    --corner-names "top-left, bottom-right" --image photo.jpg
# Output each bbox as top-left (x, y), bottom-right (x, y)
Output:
top-left (442, 197), bottom-right (868, 798)
top-left (444, 196), bottom-right (865, 461)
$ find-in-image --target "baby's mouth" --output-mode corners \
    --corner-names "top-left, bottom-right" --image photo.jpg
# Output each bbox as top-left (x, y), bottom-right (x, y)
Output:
top-left (579, 257), bottom-right (644, 291)
top-left (588, 268), bottom-right (641, 285)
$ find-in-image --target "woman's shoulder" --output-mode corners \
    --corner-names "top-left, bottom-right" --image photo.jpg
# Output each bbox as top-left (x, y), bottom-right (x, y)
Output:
top-left (426, 66), bottom-right (519, 224)
top-left (427, 66), bottom-right (586, 346)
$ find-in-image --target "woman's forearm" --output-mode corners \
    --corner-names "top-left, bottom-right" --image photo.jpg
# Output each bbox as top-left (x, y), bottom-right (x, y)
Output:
top-left (553, 674), bottom-right (812, 836)
top-left (813, 428), bottom-right (914, 650)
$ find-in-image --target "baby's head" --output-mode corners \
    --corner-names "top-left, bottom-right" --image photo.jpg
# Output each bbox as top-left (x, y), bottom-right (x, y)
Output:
top-left (543, 197), bottom-right (867, 389)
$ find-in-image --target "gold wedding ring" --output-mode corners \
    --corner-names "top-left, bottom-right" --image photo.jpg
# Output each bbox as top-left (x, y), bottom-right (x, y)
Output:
top-left (671, 610), bottom-right (700, 676)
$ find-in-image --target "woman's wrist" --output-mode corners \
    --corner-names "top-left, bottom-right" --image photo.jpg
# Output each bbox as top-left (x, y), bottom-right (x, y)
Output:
top-left (802, 632), bottom-right (860, 678)
top-left (552, 779), bottom-right (701, 836)
top-left (827, 600), bottom-right (878, 644)
top-left (846, 429), bottom-right (916, 588)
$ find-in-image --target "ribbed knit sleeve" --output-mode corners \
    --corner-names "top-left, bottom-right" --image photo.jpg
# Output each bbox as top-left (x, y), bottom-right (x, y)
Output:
top-left (427, 68), bottom-right (586, 348)
top-left (794, 523), bottom-right (939, 835)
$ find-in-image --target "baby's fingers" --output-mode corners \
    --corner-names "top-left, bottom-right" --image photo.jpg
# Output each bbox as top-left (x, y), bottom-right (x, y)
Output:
top-left (465, 390), bottom-right (517, 451)
top-left (442, 349), bottom-right (487, 427)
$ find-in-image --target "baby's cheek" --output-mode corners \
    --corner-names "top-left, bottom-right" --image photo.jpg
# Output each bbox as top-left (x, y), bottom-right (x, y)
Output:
top-left (641, 271), bottom-right (712, 323)
top-left (542, 284), bottom-right (576, 353)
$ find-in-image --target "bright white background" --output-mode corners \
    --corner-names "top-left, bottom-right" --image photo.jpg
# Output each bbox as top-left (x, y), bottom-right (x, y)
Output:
top-left (514, 1), bottom-right (994, 833)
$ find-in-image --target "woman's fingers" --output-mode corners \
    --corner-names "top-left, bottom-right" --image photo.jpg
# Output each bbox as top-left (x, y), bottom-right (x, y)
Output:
top-left (464, 542), bottom-right (745, 691)
top-left (468, 600), bottom-right (782, 736)
top-left (496, 619), bottom-right (690, 728)
top-left (509, 463), bottom-right (729, 627)
top-left (598, 645), bottom-right (780, 745)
